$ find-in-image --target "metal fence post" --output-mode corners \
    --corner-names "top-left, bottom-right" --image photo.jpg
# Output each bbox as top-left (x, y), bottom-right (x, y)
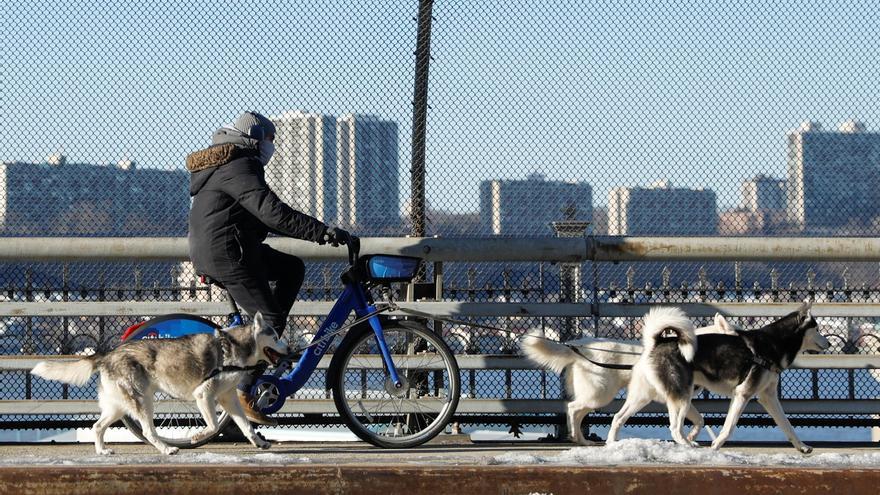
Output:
top-left (550, 221), bottom-right (589, 342)
top-left (550, 220), bottom-right (589, 441)
top-left (409, 0), bottom-right (434, 240)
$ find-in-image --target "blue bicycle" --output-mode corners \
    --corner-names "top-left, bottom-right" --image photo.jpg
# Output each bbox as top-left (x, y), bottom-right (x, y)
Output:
top-left (119, 236), bottom-right (461, 449)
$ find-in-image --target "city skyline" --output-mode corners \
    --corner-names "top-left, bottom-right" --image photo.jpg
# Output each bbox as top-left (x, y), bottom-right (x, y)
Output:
top-left (4, 1), bottom-right (880, 214)
top-left (6, 118), bottom-right (880, 235)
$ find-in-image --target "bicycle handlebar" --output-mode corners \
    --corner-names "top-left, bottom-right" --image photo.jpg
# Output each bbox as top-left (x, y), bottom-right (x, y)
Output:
top-left (343, 232), bottom-right (360, 266)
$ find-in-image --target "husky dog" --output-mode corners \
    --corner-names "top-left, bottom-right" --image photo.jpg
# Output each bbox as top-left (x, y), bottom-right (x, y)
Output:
top-left (522, 310), bottom-right (735, 445)
top-left (521, 332), bottom-right (639, 445)
top-left (31, 312), bottom-right (287, 455)
top-left (608, 303), bottom-right (830, 453)
top-left (691, 302), bottom-right (829, 453)
top-left (607, 307), bottom-right (700, 446)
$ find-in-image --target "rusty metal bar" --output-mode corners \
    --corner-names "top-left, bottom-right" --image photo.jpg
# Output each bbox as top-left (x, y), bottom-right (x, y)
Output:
top-left (589, 236), bottom-right (880, 261)
top-left (0, 237), bottom-right (588, 262)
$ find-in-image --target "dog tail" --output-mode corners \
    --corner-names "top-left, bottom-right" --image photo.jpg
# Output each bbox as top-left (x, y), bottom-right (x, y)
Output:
top-left (31, 354), bottom-right (100, 387)
top-left (642, 307), bottom-right (697, 362)
top-left (521, 330), bottom-right (579, 374)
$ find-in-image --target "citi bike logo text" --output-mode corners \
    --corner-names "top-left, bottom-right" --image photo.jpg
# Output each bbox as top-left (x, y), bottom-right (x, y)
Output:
top-left (314, 322), bottom-right (338, 355)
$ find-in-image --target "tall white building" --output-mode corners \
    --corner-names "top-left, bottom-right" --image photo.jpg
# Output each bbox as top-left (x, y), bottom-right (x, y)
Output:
top-left (336, 114), bottom-right (399, 232)
top-left (478, 173), bottom-right (592, 236)
top-left (608, 180), bottom-right (717, 235)
top-left (742, 174), bottom-right (786, 212)
top-left (786, 120), bottom-right (880, 232)
top-left (267, 111), bottom-right (337, 223)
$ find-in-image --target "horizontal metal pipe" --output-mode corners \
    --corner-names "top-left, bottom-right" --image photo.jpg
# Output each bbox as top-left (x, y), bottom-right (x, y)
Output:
top-left (3, 236), bottom-right (880, 262)
top-left (0, 301), bottom-right (591, 317)
top-left (0, 237), bottom-right (587, 262)
top-left (2, 301), bottom-right (879, 318)
top-left (0, 354), bottom-right (880, 371)
top-left (5, 353), bottom-right (876, 371)
top-left (596, 302), bottom-right (880, 318)
top-left (590, 236), bottom-right (880, 261)
top-left (2, 398), bottom-right (877, 416)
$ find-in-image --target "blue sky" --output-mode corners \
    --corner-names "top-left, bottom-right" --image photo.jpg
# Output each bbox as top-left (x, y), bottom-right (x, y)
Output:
top-left (3, 0), bottom-right (879, 212)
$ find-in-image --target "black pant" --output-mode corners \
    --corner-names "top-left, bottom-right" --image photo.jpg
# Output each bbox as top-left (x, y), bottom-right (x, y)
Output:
top-left (207, 244), bottom-right (306, 336)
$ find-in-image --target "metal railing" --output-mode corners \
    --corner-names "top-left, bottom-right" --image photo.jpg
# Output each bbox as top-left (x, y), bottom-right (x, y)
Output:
top-left (1, 236), bottom-right (879, 433)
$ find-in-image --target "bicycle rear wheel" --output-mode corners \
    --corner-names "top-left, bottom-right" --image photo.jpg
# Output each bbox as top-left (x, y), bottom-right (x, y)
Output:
top-left (121, 396), bottom-right (232, 449)
top-left (331, 321), bottom-right (460, 448)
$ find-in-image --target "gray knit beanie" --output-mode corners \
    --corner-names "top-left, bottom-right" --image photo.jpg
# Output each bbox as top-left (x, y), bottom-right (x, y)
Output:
top-left (233, 111), bottom-right (276, 140)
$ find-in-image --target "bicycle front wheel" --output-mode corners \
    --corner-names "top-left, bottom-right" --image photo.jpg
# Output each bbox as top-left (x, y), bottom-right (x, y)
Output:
top-left (331, 321), bottom-right (460, 448)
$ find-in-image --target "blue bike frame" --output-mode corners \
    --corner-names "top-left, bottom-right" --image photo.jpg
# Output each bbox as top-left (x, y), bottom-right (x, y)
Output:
top-left (252, 278), bottom-right (401, 414)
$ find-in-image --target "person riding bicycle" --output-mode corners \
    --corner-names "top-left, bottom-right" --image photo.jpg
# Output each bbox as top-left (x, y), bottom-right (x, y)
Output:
top-left (186, 111), bottom-right (350, 425)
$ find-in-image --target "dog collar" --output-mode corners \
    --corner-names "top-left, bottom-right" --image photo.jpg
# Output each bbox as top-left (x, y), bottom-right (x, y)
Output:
top-left (202, 332), bottom-right (265, 382)
top-left (751, 355), bottom-right (783, 374)
top-left (742, 337), bottom-right (784, 374)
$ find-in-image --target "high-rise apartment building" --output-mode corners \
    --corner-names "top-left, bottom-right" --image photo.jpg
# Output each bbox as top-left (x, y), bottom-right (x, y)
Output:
top-left (479, 173), bottom-right (592, 236)
top-left (336, 114), bottom-right (399, 232)
top-left (268, 111), bottom-right (337, 223)
top-left (786, 120), bottom-right (880, 232)
top-left (607, 180), bottom-right (717, 235)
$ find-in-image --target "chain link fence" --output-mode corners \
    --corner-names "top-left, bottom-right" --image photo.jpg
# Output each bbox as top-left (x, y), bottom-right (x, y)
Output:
top-left (3, 1), bottom-right (880, 435)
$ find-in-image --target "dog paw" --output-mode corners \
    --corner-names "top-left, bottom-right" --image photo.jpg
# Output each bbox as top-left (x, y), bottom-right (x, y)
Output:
top-left (689, 441), bottom-right (700, 448)
top-left (253, 437), bottom-right (271, 450)
top-left (97, 448), bottom-right (114, 456)
top-left (710, 441), bottom-right (722, 450)
top-left (163, 446), bottom-right (179, 455)
top-left (799, 445), bottom-right (813, 455)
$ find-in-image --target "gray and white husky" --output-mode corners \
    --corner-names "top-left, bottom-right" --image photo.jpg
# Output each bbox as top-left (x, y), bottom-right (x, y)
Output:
top-left (31, 312), bottom-right (288, 455)
top-left (609, 302), bottom-right (830, 453)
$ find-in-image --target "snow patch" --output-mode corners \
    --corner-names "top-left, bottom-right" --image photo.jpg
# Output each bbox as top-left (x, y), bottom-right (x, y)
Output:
top-left (489, 438), bottom-right (880, 467)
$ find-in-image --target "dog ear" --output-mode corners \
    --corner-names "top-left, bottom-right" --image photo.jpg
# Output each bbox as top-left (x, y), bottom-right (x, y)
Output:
top-left (798, 300), bottom-right (812, 321)
top-left (714, 313), bottom-right (732, 332)
top-left (253, 311), bottom-right (265, 332)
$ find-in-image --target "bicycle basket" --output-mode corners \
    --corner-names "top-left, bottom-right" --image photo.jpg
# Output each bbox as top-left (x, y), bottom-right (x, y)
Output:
top-left (361, 255), bottom-right (422, 283)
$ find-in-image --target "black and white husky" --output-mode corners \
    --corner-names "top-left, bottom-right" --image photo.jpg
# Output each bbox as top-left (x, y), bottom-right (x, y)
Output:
top-left (691, 302), bottom-right (829, 452)
top-left (607, 307), bottom-right (700, 447)
top-left (31, 312), bottom-right (288, 455)
top-left (609, 302), bottom-right (830, 453)
top-left (522, 307), bottom-right (711, 445)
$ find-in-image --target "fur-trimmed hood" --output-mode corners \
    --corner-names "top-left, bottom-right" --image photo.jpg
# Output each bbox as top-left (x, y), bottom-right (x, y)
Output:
top-left (186, 143), bottom-right (259, 173)
top-left (186, 125), bottom-right (261, 196)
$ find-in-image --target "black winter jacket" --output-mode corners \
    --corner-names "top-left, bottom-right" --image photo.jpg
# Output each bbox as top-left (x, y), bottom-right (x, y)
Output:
top-left (186, 131), bottom-right (328, 276)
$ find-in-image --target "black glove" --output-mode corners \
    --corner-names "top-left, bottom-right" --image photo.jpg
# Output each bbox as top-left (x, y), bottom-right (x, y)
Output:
top-left (321, 226), bottom-right (351, 247)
